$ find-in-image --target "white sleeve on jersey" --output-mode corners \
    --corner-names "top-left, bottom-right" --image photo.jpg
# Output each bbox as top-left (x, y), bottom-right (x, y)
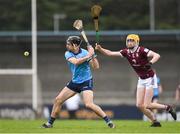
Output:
top-left (144, 48), bottom-right (150, 53)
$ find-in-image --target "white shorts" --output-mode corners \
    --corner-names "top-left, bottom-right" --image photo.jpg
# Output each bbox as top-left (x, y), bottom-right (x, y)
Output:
top-left (137, 74), bottom-right (158, 89)
top-left (65, 94), bottom-right (81, 111)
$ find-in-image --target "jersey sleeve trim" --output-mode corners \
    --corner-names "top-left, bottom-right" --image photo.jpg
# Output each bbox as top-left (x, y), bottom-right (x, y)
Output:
top-left (66, 56), bottom-right (74, 60)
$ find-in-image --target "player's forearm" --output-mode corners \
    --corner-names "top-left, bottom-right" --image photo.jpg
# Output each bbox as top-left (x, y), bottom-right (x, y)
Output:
top-left (98, 47), bottom-right (112, 56)
top-left (87, 45), bottom-right (95, 56)
top-left (150, 53), bottom-right (160, 64)
top-left (90, 58), bottom-right (100, 69)
top-left (74, 56), bottom-right (90, 65)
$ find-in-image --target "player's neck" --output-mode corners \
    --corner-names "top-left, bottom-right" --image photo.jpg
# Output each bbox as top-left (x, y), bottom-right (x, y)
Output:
top-left (73, 47), bottom-right (81, 54)
top-left (129, 45), bottom-right (138, 53)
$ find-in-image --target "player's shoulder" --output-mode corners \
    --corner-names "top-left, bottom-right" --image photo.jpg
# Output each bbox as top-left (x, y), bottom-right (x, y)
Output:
top-left (120, 48), bottom-right (128, 53)
top-left (81, 48), bottom-right (88, 54)
top-left (81, 48), bottom-right (88, 52)
top-left (65, 51), bottom-right (74, 59)
top-left (120, 48), bottom-right (128, 57)
top-left (139, 46), bottom-right (150, 53)
top-left (65, 51), bottom-right (72, 56)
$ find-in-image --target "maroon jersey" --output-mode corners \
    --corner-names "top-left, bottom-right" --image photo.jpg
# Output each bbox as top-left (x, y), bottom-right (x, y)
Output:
top-left (120, 46), bottom-right (154, 79)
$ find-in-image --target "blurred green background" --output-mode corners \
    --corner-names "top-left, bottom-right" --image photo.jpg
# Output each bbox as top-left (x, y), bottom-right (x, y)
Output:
top-left (0, 0), bottom-right (180, 31)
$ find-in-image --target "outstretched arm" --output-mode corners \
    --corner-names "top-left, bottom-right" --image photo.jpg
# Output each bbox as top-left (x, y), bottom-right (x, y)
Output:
top-left (95, 44), bottom-right (122, 57)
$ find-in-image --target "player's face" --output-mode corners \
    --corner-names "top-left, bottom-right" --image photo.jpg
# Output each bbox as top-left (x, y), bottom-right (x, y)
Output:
top-left (126, 39), bottom-right (136, 49)
top-left (66, 43), bottom-right (79, 52)
top-left (66, 43), bottom-right (74, 51)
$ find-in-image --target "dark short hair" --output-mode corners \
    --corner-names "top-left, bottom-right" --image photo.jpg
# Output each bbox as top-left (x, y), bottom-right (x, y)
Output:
top-left (66, 36), bottom-right (82, 46)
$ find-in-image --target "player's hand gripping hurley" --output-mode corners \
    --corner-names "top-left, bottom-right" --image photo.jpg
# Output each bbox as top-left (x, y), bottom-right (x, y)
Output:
top-left (73, 19), bottom-right (97, 60)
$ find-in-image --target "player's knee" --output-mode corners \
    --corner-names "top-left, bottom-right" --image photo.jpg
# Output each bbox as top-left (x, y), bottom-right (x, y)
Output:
top-left (85, 103), bottom-right (94, 109)
top-left (54, 97), bottom-right (63, 105)
top-left (144, 103), bottom-right (152, 109)
top-left (136, 103), bottom-right (145, 109)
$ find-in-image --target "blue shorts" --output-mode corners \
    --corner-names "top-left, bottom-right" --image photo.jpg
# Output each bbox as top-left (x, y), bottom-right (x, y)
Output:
top-left (66, 79), bottom-right (93, 93)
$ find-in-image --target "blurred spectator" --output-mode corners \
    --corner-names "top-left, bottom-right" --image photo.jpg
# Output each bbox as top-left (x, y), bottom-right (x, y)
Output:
top-left (64, 94), bottom-right (81, 119)
top-left (175, 84), bottom-right (180, 103)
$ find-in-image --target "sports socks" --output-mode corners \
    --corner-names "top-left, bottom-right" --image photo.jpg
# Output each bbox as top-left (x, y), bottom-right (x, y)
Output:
top-left (48, 116), bottom-right (56, 125)
top-left (103, 116), bottom-right (111, 123)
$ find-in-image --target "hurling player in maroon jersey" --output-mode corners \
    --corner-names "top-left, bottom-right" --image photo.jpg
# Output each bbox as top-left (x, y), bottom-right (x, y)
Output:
top-left (96, 34), bottom-right (176, 127)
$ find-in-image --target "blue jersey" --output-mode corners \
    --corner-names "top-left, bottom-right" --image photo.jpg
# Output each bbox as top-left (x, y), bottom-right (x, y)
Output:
top-left (153, 77), bottom-right (160, 96)
top-left (65, 48), bottom-right (92, 83)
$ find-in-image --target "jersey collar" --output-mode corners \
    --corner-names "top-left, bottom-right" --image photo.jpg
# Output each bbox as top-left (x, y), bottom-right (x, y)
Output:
top-left (71, 48), bottom-right (82, 55)
top-left (129, 45), bottom-right (139, 53)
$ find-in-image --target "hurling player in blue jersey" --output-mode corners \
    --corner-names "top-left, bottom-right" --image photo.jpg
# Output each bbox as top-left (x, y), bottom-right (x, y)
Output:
top-left (42, 36), bottom-right (115, 128)
top-left (152, 73), bottom-right (163, 117)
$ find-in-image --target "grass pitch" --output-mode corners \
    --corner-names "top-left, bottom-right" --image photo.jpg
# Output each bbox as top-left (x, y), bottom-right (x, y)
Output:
top-left (0, 119), bottom-right (180, 133)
